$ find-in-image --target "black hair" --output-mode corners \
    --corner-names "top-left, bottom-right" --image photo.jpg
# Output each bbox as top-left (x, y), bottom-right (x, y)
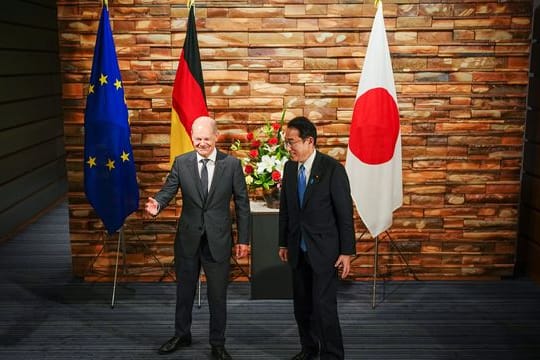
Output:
top-left (287, 116), bottom-right (317, 146)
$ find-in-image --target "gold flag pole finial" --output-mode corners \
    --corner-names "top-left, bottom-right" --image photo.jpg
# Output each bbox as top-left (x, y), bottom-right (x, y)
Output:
top-left (103, 0), bottom-right (108, 8)
top-left (374, 0), bottom-right (381, 7)
top-left (187, 0), bottom-right (195, 8)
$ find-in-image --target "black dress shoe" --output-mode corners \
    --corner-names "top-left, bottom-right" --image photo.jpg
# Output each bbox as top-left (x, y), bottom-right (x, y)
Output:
top-left (211, 345), bottom-right (232, 360)
top-left (157, 335), bottom-right (191, 354)
top-left (291, 349), bottom-right (318, 360)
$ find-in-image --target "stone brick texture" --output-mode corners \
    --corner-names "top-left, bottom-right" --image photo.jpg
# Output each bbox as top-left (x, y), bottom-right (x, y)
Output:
top-left (58, 0), bottom-right (531, 281)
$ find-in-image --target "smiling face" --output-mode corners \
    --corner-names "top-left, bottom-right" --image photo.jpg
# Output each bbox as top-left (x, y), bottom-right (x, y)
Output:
top-left (191, 116), bottom-right (218, 158)
top-left (285, 127), bottom-right (314, 163)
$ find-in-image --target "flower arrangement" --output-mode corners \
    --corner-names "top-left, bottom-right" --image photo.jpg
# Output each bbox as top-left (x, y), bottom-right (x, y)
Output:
top-left (231, 112), bottom-right (289, 192)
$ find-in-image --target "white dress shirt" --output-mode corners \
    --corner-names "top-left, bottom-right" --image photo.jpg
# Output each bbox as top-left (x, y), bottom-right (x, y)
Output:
top-left (197, 148), bottom-right (217, 194)
top-left (298, 149), bottom-right (316, 185)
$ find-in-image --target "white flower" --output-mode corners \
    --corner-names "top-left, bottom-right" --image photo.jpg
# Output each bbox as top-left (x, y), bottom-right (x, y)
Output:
top-left (276, 157), bottom-right (288, 174)
top-left (256, 155), bottom-right (278, 174)
top-left (265, 143), bottom-right (279, 153)
top-left (245, 175), bottom-right (254, 185)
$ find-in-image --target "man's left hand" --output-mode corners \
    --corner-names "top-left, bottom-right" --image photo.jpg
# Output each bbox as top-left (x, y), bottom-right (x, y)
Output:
top-left (334, 255), bottom-right (352, 279)
top-left (235, 244), bottom-right (249, 259)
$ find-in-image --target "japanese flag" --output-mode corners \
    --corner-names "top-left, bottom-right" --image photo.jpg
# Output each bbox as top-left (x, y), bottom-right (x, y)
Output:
top-left (345, 1), bottom-right (403, 238)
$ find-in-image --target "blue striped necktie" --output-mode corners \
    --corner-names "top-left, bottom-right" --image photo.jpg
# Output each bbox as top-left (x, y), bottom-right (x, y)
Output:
top-left (298, 164), bottom-right (307, 251)
top-left (298, 164), bottom-right (306, 206)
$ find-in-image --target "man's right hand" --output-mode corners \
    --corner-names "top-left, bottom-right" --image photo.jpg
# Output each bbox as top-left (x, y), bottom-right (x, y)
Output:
top-left (145, 197), bottom-right (159, 216)
top-left (278, 247), bottom-right (288, 262)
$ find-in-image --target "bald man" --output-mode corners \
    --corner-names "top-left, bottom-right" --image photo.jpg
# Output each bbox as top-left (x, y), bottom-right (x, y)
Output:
top-left (146, 116), bottom-right (250, 360)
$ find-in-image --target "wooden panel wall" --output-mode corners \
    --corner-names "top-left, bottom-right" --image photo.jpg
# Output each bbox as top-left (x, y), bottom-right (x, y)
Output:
top-left (518, 3), bottom-right (540, 282)
top-left (57, 0), bottom-right (532, 281)
top-left (0, 0), bottom-right (67, 241)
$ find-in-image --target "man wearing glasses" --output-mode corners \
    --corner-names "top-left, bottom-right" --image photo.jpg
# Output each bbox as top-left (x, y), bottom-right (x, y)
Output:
top-left (278, 116), bottom-right (356, 360)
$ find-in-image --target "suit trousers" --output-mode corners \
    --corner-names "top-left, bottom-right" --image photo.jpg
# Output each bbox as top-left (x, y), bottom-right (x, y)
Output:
top-left (292, 251), bottom-right (344, 360)
top-left (174, 234), bottom-right (230, 346)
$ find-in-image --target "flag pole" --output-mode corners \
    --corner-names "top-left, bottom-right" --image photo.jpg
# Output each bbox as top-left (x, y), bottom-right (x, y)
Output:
top-left (372, 235), bottom-right (379, 309)
top-left (111, 226), bottom-right (124, 308)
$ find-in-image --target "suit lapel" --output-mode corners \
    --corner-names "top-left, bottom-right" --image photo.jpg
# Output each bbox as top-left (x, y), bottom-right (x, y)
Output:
top-left (190, 153), bottom-right (205, 205)
top-left (302, 151), bottom-right (321, 208)
top-left (289, 161), bottom-right (301, 210)
top-left (206, 151), bottom-right (226, 204)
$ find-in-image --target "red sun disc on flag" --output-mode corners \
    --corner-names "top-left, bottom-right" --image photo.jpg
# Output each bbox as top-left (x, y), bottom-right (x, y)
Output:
top-left (349, 87), bottom-right (400, 165)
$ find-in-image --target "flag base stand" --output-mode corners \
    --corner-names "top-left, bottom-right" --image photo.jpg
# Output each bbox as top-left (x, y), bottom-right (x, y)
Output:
top-left (194, 251), bottom-right (250, 310)
top-left (83, 224), bottom-right (174, 308)
top-left (110, 224), bottom-right (176, 308)
top-left (172, 256), bottom-right (249, 311)
top-left (230, 253), bottom-right (250, 281)
top-left (83, 224), bottom-right (249, 309)
top-left (352, 230), bottom-right (418, 309)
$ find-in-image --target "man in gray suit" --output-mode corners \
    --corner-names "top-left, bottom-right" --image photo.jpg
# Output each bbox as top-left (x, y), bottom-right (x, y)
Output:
top-left (145, 116), bottom-right (250, 360)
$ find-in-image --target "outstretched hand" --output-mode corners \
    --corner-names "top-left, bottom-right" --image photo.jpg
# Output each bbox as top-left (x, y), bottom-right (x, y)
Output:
top-left (145, 197), bottom-right (159, 217)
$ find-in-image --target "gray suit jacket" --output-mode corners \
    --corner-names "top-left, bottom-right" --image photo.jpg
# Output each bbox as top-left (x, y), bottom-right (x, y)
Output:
top-left (154, 150), bottom-right (250, 262)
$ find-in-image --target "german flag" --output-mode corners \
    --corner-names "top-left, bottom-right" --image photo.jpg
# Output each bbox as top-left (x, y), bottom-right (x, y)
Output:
top-left (170, 4), bottom-right (208, 165)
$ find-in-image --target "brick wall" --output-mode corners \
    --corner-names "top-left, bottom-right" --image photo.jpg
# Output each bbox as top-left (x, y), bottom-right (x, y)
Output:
top-left (58, 0), bottom-right (531, 281)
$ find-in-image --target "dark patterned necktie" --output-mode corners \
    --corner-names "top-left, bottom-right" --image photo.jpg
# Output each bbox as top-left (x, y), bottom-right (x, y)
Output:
top-left (200, 158), bottom-right (210, 201)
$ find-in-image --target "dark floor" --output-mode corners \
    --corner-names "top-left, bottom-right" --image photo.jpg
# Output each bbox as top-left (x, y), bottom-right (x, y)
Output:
top-left (1, 201), bottom-right (540, 359)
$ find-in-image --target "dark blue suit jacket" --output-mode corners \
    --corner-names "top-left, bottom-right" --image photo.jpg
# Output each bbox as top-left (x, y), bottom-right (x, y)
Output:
top-left (279, 151), bottom-right (356, 272)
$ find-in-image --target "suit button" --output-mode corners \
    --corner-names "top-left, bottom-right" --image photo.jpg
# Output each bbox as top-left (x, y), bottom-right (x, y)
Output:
top-left (198, 227), bottom-right (202, 231)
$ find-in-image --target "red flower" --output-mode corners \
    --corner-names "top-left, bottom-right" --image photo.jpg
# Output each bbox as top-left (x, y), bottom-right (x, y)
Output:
top-left (251, 140), bottom-right (261, 148)
top-left (249, 149), bottom-right (259, 158)
top-left (229, 110), bottom-right (290, 193)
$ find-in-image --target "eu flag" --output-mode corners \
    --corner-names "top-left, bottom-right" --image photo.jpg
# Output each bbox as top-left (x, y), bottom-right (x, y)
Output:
top-left (84, 4), bottom-right (139, 235)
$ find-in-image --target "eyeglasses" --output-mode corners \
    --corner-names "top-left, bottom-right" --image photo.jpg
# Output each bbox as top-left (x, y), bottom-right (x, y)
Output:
top-left (284, 139), bottom-right (304, 148)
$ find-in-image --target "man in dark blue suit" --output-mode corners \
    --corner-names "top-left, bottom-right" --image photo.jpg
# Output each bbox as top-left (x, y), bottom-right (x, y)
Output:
top-left (279, 116), bottom-right (356, 360)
